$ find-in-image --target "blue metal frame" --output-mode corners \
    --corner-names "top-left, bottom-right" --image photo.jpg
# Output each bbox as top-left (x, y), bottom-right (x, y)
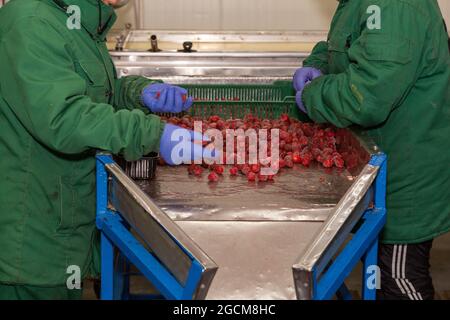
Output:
top-left (96, 155), bottom-right (204, 300)
top-left (312, 153), bottom-right (387, 300)
top-left (96, 153), bottom-right (387, 300)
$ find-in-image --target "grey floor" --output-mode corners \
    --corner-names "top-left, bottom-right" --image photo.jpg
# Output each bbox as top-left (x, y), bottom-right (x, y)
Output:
top-left (83, 232), bottom-right (450, 300)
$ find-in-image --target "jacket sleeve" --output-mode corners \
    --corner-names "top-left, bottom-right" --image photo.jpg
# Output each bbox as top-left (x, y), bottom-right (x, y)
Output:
top-left (112, 75), bottom-right (160, 113)
top-left (302, 41), bottom-right (330, 74)
top-left (0, 16), bottom-right (164, 161)
top-left (302, 2), bottom-right (427, 128)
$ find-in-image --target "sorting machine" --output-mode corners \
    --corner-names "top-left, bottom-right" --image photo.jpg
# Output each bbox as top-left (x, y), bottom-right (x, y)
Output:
top-left (96, 30), bottom-right (387, 300)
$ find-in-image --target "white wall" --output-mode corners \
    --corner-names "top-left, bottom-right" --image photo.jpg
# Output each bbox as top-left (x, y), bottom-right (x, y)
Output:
top-left (114, 0), bottom-right (450, 31)
top-left (0, 0), bottom-right (447, 31)
top-left (439, 0), bottom-right (450, 28)
top-left (114, 0), bottom-right (338, 31)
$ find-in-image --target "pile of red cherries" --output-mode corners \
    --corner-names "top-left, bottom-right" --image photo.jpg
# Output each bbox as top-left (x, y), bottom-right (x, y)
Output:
top-left (160, 114), bottom-right (349, 183)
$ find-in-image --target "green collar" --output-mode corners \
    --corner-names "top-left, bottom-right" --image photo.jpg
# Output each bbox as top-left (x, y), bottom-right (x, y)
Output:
top-left (51, 0), bottom-right (117, 40)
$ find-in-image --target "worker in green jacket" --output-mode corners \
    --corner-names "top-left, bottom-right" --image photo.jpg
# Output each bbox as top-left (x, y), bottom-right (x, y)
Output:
top-left (0, 0), bottom-right (210, 300)
top-left (294, 0), bottom-right (449, 300)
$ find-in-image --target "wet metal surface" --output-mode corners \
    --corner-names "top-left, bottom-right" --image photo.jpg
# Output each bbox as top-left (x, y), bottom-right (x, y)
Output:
top-left (139, 164), bottom-right (355, 222)
top-left (176, 221), bottom-right (322, 300)
top-left (135, 163), bottom-right (360, 299)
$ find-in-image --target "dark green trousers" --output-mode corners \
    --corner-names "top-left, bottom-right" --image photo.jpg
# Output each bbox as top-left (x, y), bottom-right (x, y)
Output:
top-left (0, 284), bottom-right (83, 300)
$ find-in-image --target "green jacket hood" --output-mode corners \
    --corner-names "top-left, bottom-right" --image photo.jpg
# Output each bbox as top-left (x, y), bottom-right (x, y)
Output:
top-left (48, 0), bottom-right (116, 39)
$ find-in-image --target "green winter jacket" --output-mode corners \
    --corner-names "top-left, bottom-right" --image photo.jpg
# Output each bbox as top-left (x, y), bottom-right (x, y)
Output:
top-left (0, 0), bottom-right (164, 286)
top-left (302, 0), bottom-right (450, 243)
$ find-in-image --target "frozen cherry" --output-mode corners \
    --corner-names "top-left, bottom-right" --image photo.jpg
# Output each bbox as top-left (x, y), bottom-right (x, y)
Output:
top-left (322, 158), bottom-right (334, 168)
top-left (187, 164), bottom-right (196, 174)
top-left (280, 114), bottom-right (290, 122)
top-left (298, 136), bottom-right (309, 146)
top-left (285, 160), bottom-right (294, 168)
top-left (301, 158), bottom-right (311, 167)
top-left (229, 167), bottom-right (239, 176)
top-left (292, 152), bottom-right (302, 164)
top-left (247, 172), bottom-right (257, 182)
top-left (241, 165), bottom-right (251, 175)
top-left (193, 166), bottom-right (203, 176)
top-left (284, 143), bottom-right (293, 152)
top-left (209, 115), bottom-right (220, 122)
top-left (334, 157), bottom-right (345, 169)
top-left (326, 130), bottom-right (336, 138)
top-left (251, 164), bottom-right (260, 173)
top-left (214, 165), bottom-right (225, 175)
top-left (208, 172), bottom-right (219, 182)
top-left (257, 174), bottom-right (268, 182)
top-left (280, 131), bottom-right (290, 141)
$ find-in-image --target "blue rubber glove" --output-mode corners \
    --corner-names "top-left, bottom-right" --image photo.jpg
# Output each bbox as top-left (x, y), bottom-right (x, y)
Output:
top-left (293, 67), bottom-right (322, 114)
top-left (142, 83), bottom-right (194, 113)
top-left (293, 67), bottom-right (323, 92)
top-left (159, 124), bottom-right (217, 166)
top-left (295, 87), bottom-right (309, 114)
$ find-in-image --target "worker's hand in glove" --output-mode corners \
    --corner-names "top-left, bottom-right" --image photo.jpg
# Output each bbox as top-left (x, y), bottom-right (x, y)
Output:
top-left (159, 124), bottom-right (218, 166)
top-left (142, 83), bottom-right (194, 113)
top-left (293, 67), bottom-right (322, 114)
top-left (293, 67), bottom-right (323, 92)
top-left (295, 88), bottom-right (309, 114)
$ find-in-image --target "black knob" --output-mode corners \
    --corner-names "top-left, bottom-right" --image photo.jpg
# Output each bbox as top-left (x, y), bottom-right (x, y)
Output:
top-left (149, 34), bottom-right (161, 52)
top-left (183, 41), bottom-right (193, 52)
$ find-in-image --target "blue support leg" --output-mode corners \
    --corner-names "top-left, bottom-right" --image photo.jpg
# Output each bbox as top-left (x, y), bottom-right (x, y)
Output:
top-left (121, 221), bottom-right (132, 300)
top-left (180, 260), bottom-right (204, 299)
top-left (371, 154), bottom-right (387, 210)
top-left (95, 154), bottom-right (213, 301)
top-left (101, 233), bottom-right (114, 300)
top-left (365, 154), bottom-right (386, 300)
top-left (315, 210), bottom-right (386, 300)
top-left (362, 238), bottom-right (379, 300)
top-left (98, 212), bottom-right (183, 300)
top-left (113, 253), bottom-right (127, 300)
